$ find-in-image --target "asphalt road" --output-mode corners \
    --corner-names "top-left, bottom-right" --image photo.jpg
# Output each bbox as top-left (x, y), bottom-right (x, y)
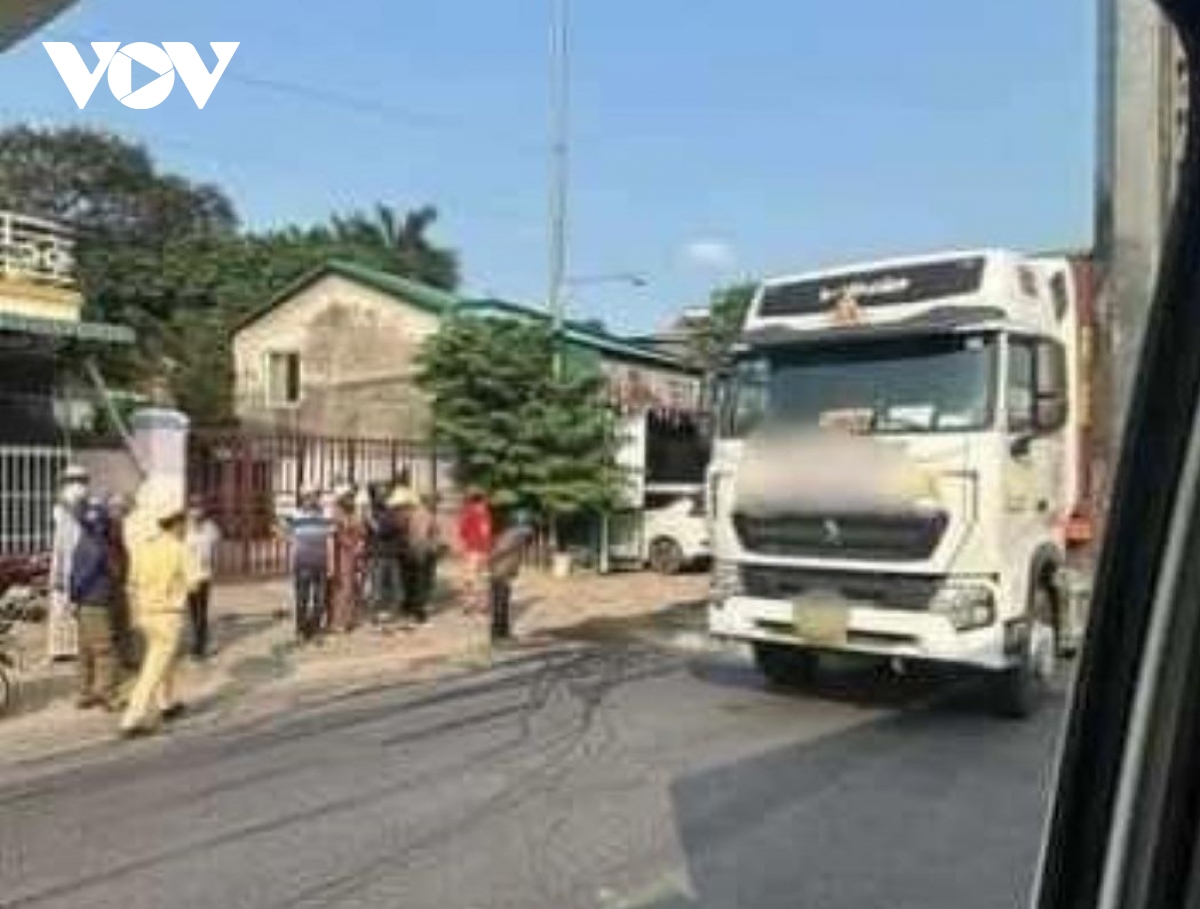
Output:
top-left (0, 638), bottom-right (1065, 909)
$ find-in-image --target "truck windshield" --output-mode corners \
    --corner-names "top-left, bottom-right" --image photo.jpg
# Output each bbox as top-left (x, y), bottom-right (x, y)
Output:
top-left (722, 333), bottom-right (997, 437)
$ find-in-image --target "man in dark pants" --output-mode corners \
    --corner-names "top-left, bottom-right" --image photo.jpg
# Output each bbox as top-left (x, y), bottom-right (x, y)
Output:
top-left (402, 493), bottom-right (438, 623)
top-left (70, 498), bottom-right (120, 711)
top-left (487, 510), bottom-right (535, 642)
top-left (282, 489), bottom-right (335, 642)
top-left (184, 496), bottom-right (221, 659)
top-left (370, 486), bottom-right (410, 622)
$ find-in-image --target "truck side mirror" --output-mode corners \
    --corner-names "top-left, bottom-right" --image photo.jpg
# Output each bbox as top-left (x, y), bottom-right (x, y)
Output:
top-left (1035, 392), bottom-right (1067, 432)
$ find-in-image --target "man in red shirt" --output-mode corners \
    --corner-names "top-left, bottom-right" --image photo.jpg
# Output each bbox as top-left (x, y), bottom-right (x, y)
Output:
top-left (456, 490), bottom-right (492, 614)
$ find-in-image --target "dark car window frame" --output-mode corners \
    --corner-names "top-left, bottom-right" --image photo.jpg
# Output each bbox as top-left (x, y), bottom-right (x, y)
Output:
top-left (1035, 6), bottom-right (1200, 909)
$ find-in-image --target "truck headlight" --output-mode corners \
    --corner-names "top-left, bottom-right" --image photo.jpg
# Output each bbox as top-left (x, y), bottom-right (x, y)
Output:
top-left (931, 585), bottom-right (996, 631)
top-left (711, 560), bottom-right (743, 601)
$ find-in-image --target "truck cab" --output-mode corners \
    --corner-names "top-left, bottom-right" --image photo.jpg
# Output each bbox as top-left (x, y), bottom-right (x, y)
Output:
top-left (707, 249), bottom-right (1092, 716)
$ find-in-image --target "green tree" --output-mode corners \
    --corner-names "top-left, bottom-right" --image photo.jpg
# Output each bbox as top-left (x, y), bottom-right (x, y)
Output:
top-left (686, 282), bottom-right (756, 373)
top-left (415, 316), bottom-right (620, 538)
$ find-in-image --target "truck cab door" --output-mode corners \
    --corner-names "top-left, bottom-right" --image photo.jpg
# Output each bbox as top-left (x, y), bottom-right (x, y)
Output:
top-left (1004, 337), bottom-right (1069, 576)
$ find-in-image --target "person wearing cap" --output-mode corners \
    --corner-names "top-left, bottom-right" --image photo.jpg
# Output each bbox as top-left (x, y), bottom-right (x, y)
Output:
top-left (184, 496), bottom-right (222, 659)
top-left (48, 464), bottom-right (89, 661)
top-left (281, 487), bottom-right (335, 641)
top-left (120, 485), bottom-right (196, 737)
top-left (486, 509), bottom-right (536, 642)
top-left (70, 497), bottom-right (120, 711)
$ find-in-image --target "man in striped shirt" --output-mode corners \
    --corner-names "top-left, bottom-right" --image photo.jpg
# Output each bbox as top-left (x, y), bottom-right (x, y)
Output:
top-left (282, 488), bottom-right (335, 642)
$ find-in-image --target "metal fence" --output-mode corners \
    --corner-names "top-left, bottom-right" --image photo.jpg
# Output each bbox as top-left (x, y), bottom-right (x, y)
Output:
top-left (0, 445), bottom-right (68, 555)
top-left (188, 431), bottom-right (452, 578)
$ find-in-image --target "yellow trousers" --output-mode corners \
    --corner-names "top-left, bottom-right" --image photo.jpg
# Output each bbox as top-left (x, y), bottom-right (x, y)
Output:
top-left (120, 612), bottom-right (184, 731)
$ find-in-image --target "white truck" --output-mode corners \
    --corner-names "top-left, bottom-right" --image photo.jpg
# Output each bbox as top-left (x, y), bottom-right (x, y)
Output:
top-left (707, 249), bottom-right (1097, 716)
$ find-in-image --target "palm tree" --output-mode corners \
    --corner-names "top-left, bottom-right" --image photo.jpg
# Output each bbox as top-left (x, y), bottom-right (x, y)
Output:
top-left (331, 203), bottom-right (459, 290)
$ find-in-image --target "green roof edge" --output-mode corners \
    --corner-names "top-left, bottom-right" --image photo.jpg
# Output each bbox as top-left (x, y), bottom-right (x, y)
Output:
top-left (454, 298), bottom-right (699, 374)
top-left (234, 259), bottom-right (462, 332)
top-left (234, 259), bottom-right (697, 375)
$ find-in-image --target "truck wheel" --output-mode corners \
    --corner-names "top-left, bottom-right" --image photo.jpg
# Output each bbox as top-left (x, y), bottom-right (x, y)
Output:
top-left (648, 537), bottom-right (685, 575)
top-left (991, 587), bottom-right (1057, 719)
top-left (753, 642), bottom-right (818, 689)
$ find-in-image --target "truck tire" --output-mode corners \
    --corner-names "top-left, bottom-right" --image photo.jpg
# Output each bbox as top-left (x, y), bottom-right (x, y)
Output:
top-left (753, 642), bottom-right (818, 689)
top-left (648, 537), bottom-right (685, 575)
top-left (991, 586), bottom-right (1057, 719)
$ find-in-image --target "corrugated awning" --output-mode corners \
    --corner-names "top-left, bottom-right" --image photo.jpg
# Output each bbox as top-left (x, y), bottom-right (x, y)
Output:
top-left (0, 312), bottom-right (135, 345)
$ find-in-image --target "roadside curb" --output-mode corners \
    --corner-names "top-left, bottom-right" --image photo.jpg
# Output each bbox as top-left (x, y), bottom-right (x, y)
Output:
top-left (8, 666), bottom-right (77, 716)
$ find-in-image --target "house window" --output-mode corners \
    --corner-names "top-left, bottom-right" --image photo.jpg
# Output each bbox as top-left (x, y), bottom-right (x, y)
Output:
top-left (265, 351), bottom-right (301, 407)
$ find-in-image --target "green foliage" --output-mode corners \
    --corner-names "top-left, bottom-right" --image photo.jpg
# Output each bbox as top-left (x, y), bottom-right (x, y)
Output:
top-left (0, 125), bottom-right (461, 424)
top-left (329, 203), bottom-right (459, 290)
top-left (416, 317), bottom-right (621, 524)
top-left (685, 282), bottom-right (757, 374)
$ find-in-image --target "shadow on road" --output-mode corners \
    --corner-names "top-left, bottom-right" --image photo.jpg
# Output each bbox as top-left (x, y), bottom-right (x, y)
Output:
top-left (634, 686), bottom-right (1065, 909)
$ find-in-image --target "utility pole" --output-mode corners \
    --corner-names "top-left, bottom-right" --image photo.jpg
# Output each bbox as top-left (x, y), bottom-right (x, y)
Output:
top-left (548, 0), bottom-right (570, 376)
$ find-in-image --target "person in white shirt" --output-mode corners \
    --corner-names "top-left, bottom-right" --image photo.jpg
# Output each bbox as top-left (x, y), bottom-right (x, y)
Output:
top-left (184, 496), bottom-right (221, 659)
top-left (48, 464), bottom-right (89, 661)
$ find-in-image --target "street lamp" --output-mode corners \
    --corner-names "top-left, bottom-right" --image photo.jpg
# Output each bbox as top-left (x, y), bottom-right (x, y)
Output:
top-left (565, 272), bottom-right (649, 289)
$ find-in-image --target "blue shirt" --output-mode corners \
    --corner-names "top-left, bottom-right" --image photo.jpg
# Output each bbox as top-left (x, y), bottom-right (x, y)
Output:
top-left (285, 508), bottom-right (334, 572)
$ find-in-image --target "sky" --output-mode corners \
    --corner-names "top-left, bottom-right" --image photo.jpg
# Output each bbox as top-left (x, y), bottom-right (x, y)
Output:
top-left (0, 0), bottom-right (1095, 334)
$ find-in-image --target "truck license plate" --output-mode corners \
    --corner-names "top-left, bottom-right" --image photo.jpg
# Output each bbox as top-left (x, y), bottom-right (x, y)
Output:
top-left (793, 596), bottom-right (849, 646)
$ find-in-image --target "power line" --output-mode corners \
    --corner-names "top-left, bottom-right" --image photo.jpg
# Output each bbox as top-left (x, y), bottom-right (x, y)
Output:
top-left (47, 32), bottom-right (544, 156)
top-left (225, 72), bottom-right (545, 157)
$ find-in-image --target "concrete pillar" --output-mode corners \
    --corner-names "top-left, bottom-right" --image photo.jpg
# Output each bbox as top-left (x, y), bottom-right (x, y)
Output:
top-left (1096, 0), bottom-right (1183, 460)
top-left (129, 407), bottom-right (190, 504)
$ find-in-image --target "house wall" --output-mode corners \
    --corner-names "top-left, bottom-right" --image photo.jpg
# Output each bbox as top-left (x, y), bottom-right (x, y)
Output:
top-left (233, 275), bottom-right (441, 439)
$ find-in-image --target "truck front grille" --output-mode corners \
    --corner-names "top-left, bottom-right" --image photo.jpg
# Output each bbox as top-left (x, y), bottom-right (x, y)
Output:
top-left (733, 511), bottom-right (947, 561)
top-left (740, 565), bottom-right (938, 610)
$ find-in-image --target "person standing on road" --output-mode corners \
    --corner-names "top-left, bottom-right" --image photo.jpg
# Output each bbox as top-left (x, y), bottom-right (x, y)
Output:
top-left (457, 490), bottom-right (492, 615)
top-left (105, 493), bottom-right (136, 672)
top-left (402, 492), bottom-right (439, 624)
top-left (48, 464), bottom-right (89, 662)
top-left (70, 497), bottom-right (120, 712)
top-left (367, 486), bottom-right (408, 622)
top-left (120, 484), bottom-right (195, 737)
top-left (329, 487), bottom-right (365, 633)
top-left (185, 496), bottom-right (221, 659)
top-left (487, 510), bottom-right (535, 643)
top-left (282, 488), bottom-right (335, 642)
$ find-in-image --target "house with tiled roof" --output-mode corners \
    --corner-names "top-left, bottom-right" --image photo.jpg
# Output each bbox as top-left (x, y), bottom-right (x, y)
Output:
top-left (231, 260), bottom-right (701, 439)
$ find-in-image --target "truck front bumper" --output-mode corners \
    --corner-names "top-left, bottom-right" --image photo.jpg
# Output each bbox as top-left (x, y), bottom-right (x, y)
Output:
top-left (709, 594), bottom-right (1012, 671)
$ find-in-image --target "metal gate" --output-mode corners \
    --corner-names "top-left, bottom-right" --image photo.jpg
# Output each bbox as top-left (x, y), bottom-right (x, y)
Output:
top-left (0, 445), bottom-right (68, 556)
top-left (188, 431), bottom-right (450, 578)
